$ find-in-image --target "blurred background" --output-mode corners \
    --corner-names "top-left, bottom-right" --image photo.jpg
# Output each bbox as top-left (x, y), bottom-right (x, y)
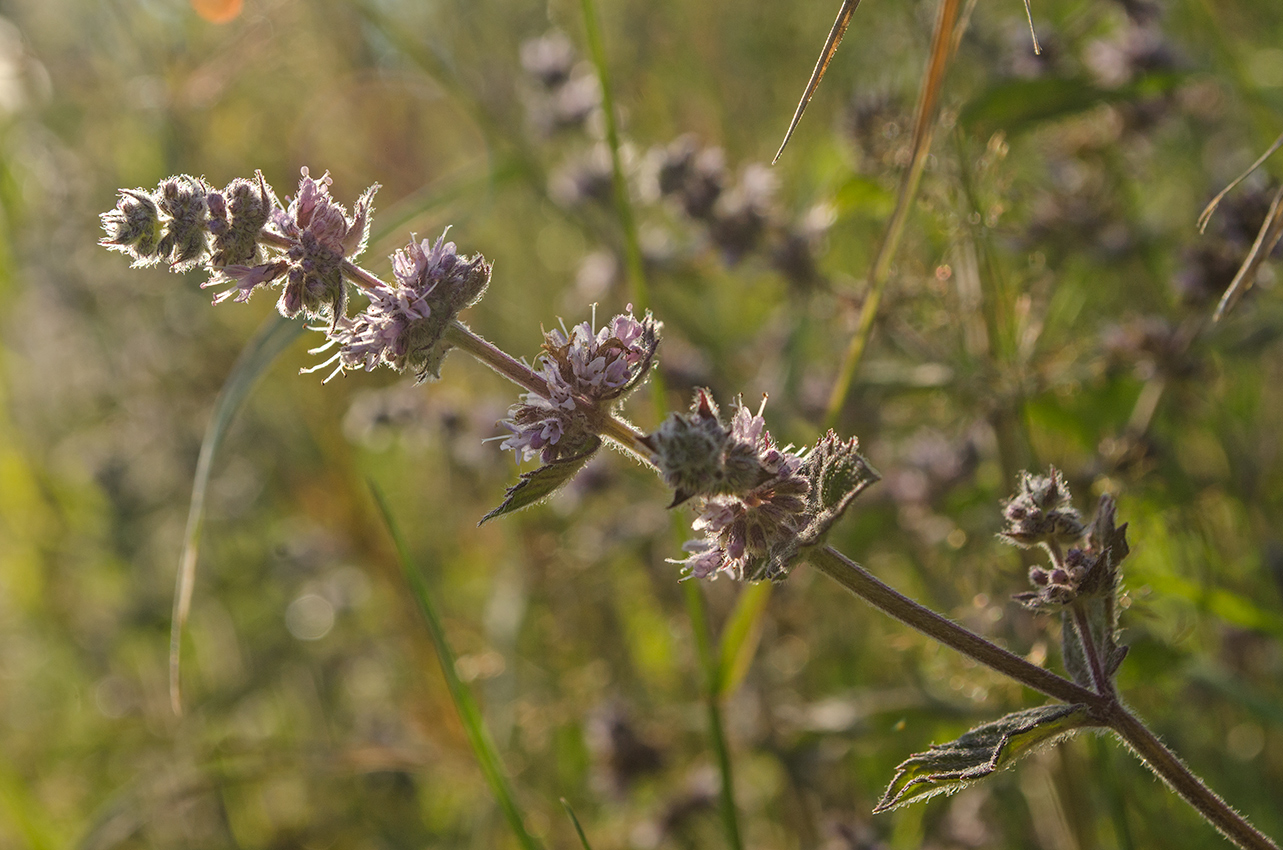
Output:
top-left (1, 0), bottom-right (1282, 847)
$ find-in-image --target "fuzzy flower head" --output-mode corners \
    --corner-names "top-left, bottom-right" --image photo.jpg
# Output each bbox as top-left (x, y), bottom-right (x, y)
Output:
top-left (206, 172), bottom-right (275, 268)
top-left (203, 168), bottom-right (377, 321)
top-left (271, 168), bottom-right (377, 321)
top-left (499, 307), bottom-right (660, 463)
top-left (100, 175), bottom-right (212, 271)
top-left (307, 230), bottom-right (491, 383)
top-left (1015, 493), bottom-right (1129, 612)
top-left (667, 394), bottom-right (811, 581)
top-left (643, 389), bottom-right (793, 507)
top-left (999, 467), bottom-right (1085, 550)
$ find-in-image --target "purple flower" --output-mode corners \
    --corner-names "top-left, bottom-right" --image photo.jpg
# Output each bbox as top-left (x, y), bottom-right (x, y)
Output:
top-left (305, 230), bottom-right (491, 383)
top-left (500, 308), bottom-right (660, 463)
top-left (202, 168), bottom-right (378, 322)
top-left (665, 395), bottom-right (810, 581)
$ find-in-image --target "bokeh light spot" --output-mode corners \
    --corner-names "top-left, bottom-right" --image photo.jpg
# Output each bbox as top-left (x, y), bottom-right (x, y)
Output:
top-left (285, 594), bottom-right (335, 641)
top-left (191, 0), bottom-right (243, 24)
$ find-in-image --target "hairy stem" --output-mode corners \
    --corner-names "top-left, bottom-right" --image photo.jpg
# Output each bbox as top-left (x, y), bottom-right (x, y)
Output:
top-left (1108, 707), bottom-right (1279, 850)
top-left (443, 322), bottom-right (550, 397)
top-left (1070, 602), bottom-right (1114, 698)
top-left (809, 545), bottom-right (1103, 707)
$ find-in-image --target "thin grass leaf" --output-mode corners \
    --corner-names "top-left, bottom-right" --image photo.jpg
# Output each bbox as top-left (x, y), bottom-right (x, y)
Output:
top-left (1198, 131), bottom-right (1283, 233)
top-left (716, 580), bottom-right (772, 698)
top-left (1021, 0), bottom-right (1041, 55)
top-left (825, 0), bottom-right (964, 427)
top-left (560, 799), bottom-right (595, 850)
top-left (681, 578), bottom-right (745, 850)
top-left (1214, 184), bottom-right (1283, 321)
top-left (579, 0), bottom-right (669, 425)
top-left (370, 483), bottom-right (542, 850)
top-left (773, 0), bottom-right (863, 164)
top-left (170, 313), bottom-right (304, 715)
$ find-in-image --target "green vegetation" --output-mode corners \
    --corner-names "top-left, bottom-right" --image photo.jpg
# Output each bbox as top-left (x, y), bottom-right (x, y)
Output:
top-left (2, 0), bottom-right (1282, 847)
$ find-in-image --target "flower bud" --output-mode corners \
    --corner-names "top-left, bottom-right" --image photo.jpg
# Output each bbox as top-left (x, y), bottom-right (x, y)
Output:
top-left (99, 189), bottom-right (164, 266)
top-left (643, 389), bottom-right (775, 506)
top-left (999, 467), bottom-right (1085, 549)
top-left (154, 175), bottom-right (212, 271)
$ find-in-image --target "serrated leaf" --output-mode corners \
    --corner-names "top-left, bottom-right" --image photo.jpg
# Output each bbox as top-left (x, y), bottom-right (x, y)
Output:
top-left (874, 704), bottom-right (1095, 813)
top-left (1062, 494), bottom-right (1130, 688)
top-left (480, 438), bottom-right (601, 524)
top-left (796, 431), bottom-right (880, 549)
top-left (745, 431), bottom-right (879, 582)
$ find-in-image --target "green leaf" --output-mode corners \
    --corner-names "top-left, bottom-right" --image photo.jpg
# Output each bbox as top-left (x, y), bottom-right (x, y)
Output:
top-left (803, 432), bottom-right (880, 535)
top-left (170, 313), bottom-right (305, 714)
top-left (480, 438), bottom-right (602, 524)
top-left (716, 581), bottom-right (773, 697)
top-left (371, 483), bottom-right (542, 850)
top-left (961, 73), bottom-right (1185, 138)
top-left (874, 704), bottom-right (1096, 813)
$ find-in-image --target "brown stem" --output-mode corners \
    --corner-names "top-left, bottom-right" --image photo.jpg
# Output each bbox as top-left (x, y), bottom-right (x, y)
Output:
top-left (808, 545), bottom-right (1104, 708)
top-left (1108, 707), bottom-right (1279, 850)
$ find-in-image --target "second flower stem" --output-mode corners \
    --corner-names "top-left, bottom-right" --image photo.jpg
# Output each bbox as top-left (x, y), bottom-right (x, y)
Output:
top-left (808, 545), bottom-right (1103, 707)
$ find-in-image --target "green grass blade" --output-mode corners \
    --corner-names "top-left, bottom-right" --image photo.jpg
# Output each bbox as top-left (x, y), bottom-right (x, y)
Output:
top-left (824, 0), bottom-right (963, 428)
top-left (370, 483), bottom-right (542, 850)
top-left (169, 313), bottom-right (304, 715)
top-left (560, 798), bottom-right (595, 850)
top-left (682, 580), bottom-right (745, 850)
top-left (579, 0), bottom-right (650, 315)
top-left (716, 581), bottom-right (772, 698)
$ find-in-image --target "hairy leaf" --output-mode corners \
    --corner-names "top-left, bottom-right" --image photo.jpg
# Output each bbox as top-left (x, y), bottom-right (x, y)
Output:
top-left (875, 704), bottom-right (1095, 813)
top-left (480, 438), bottom-right (602, 524)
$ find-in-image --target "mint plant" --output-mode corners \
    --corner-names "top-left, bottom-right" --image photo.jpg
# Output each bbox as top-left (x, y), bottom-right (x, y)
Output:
top-left (100, 165), bottom-right (1279, 850)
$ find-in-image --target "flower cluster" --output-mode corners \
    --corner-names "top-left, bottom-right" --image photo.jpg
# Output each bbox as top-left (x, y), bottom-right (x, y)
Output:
top-left (100, 168), bottom-right (381, 327)
top-left (209, 168), bottom-right (377, 322)
top-left (100, 174), bottom-right (215, 272)
top-left (1006, 472), bottom-right (1130, 611)
top-left (662, 395), bottom-right (810, 581)
top-left (643, 389), bottom-right (791, 506)
top-left (658, 392), bottom-right (879, 582)
top-left (998, 467), bottom-right (1085, 551)
top-left (308, 231), bottom-right (491, 383)
top-left (499, 308), bottom-right (660, 463)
